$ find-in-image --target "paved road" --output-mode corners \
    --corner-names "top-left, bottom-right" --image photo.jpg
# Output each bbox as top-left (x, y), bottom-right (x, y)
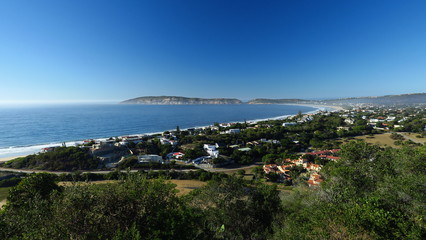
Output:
top-left (0, 162), bottom-right (263, 175)
top-left (0, 165), bottom-right (255, 175)
top-left (0, 167), bottom-right (198, 175)
top-left (205, 163), bottom-right (261, 172)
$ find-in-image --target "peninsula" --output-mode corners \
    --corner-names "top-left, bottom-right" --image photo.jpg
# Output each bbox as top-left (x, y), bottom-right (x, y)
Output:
top-left (121, 96), bottom-right (242, 105)
top-left (121, 93), bottom-right (426, 105)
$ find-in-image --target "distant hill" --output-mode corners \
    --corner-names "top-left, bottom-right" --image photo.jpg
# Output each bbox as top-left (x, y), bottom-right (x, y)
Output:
top-left (324, 93), bottom-right (426, 105)
top-left (121, 96), bottom-right (243, 105)
top-left (121, 93), bottom-right (426, 105)
top-left (247, 98), bottom-right (308, 104)
top-left (247, 93), bottom-right (426, 105)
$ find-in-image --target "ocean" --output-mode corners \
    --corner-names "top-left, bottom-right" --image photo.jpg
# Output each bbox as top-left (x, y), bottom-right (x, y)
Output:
top-left (0, 104), bottom-right (322, 158)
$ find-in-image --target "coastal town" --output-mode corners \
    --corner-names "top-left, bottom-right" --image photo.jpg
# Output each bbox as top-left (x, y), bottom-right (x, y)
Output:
top-left (2, 0), bottom-right (425, 237)
top-left (2, 103), bottom-right (424, 189)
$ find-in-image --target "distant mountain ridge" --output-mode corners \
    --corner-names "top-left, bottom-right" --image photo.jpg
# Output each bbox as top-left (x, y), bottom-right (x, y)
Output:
top-left (247, 98), bottom-right (307, 104)
top-left (121, 96), bottom-right (242, 105)
top-left (121, 93), bottom-right (426, 105)
top-left (323, 93), bottom-right (426, 105)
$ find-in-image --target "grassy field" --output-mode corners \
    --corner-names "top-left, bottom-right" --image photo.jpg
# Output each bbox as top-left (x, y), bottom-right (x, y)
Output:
top-left (168, 179), bottom-right (207, 196)
top-left (399, 132), bottom-right (426, 144)
top-left (0, 187), bottom-right (11, 208)
top-left (354, 133), bottom-right (399, 148)
top-left (58, 180), bottom-right (116, 187)
top-left (58, 179), bottom-right (207, 196)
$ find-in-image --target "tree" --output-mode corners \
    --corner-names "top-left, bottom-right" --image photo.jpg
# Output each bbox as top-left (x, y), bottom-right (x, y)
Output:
top-left (6, 173), bottom-right (61, 210)
top-left (187, 177), bottom-right (281, 240)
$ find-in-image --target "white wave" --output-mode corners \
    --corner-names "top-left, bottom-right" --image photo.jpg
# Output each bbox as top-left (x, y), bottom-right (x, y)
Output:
top-left (0, 140), bottom-right (85, 159)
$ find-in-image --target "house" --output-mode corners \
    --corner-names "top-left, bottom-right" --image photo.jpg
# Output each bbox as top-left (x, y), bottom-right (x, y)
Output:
top-left (160, 138), bottom-right (171, 145)
top-left (203, 144), bottom-right (219, 158)
top-left (282, 122), bottom-right (297, 127)
top-left (172, 152), bottom-right (185, 159)
top-left (238, 147), bottom-right (251, 152)
top-left (203, 144), bottom-right (216, 151)
top-left (306, 163), bottom-right (322, 171)
top-left (138, 154), bottom-right (164, 164)
top-left (41, 147), bottom-right (58, 153)
top-left (307, 172), bottom-right (323, 187)
top-left (344, 118), bottom-right (355, 125)
top-left (263, 164), bottom-right (278, 174)
top-left (122, 136), bottom-right (141, 142)
top-left (227, 129), bottom-right (241, 134)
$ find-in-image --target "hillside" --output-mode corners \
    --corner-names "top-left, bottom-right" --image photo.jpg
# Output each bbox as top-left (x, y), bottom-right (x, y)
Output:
top-left (121, 93), bottom-right (426, 105)
top-left (324, 93), bottom-right (426, 105)
top-left (247, 98), bottom-right (308, 104)
top-left (247, 93), bottom-right (426, 105)
top-left (121, 96), bottom-right (243, 105)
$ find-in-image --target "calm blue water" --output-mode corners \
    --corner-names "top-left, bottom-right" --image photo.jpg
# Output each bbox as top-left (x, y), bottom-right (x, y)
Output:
top-left (0, 104), bottom-right (318, 158)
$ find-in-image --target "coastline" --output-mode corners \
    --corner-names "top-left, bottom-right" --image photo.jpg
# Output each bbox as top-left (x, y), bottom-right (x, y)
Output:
top-left (0, 155), bottom-right (25, 163)
top-left (0, 104), bottom-right (331, 161)
top-left (279, 103), bottom-right (344, 112)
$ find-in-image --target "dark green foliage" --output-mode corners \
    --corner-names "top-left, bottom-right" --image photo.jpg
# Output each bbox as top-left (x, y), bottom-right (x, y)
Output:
top-left (5, 173), bottom-right (62, 210)
top-left (390, 132), bottom-right (404, 140)
top-left (186, 177), bottom-right (281, 240)
top-left (0, 174), bottom-right (197, 240)
top-left (0, 176), bottom-right (22, 188)
top-left (1, 147), bottom-right (99, 171)
top-left (183, 144), bottom-right (207, 160)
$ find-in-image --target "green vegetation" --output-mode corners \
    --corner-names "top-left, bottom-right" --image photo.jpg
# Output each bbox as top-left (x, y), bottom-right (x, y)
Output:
top-left (0, 147), bottom-right (99, 171)
top-left (0, 173), bottom-right (279, 239)
top-left (274, 141), bottom-right (426, 239)
top-left (0, 141), bottom-right (424, 239)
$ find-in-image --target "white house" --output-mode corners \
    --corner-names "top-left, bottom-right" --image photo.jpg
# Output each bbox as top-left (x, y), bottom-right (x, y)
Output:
top-left (227, 129), bottom-right (241, 134)
top-left (344, 118), bottom-right (354, 125)
top-left (282, 122), bottom-right (297, 127)
top-left (203, 144), bottom-right (219, 158)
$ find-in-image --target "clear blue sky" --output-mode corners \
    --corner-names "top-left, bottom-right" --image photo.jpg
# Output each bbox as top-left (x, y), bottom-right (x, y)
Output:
top-left (0, 0), bottom-right (425, 103)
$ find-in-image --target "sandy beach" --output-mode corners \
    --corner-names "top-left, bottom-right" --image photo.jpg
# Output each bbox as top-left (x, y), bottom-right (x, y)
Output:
top-left (0, 156), bottom-right (25, 163)
top-left (280, 103), bottom-right (345, 112)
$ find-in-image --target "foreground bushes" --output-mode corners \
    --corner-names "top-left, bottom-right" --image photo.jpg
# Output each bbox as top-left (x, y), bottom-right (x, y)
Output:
top-left (0, 173), bottom-right (280, 240)
top-left (0, 141), bottom-right (425, 239)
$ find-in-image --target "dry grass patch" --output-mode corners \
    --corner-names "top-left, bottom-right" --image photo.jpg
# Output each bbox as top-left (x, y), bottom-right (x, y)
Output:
top-left (58, 180), bottom-right (117, 187)
top-left (0, 187), bottom-right (11, 208)
top-left (399, 132), bottom-right (426, 144)
top-left (58, 179), bottom-right (207, 196)
top-left (354, 133), bottom-right (399, 148)
top-left (168, 179), bottom-right (207, 196)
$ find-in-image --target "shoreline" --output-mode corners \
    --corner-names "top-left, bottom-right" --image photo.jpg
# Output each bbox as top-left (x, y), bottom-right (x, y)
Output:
top-left (0, 155), bottom-right (26, 163)
top-left (279, 103), bottom-right (344, 112)
top-left (0, 104), bottom-right (337, 161)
